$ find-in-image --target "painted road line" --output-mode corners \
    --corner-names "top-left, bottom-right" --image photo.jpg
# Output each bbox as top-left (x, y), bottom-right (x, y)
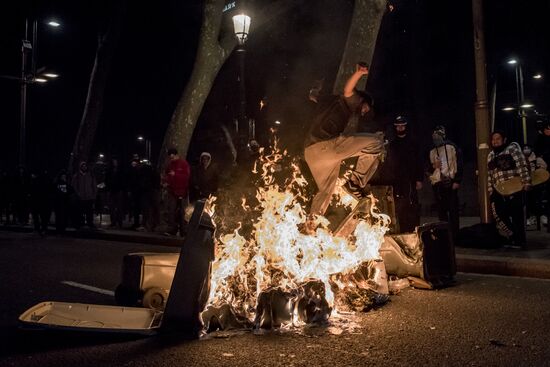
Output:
top-left (61, 281), bottom-right (115, 296)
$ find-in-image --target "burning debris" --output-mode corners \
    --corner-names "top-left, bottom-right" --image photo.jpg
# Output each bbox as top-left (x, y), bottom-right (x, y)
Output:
top-left (205, 137), bottom-right (393, 331)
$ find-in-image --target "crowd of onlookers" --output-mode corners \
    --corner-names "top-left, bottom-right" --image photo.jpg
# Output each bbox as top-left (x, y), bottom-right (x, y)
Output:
top-left (0, 149), bottom-right (220, 236)
top-left (1, 114), bottom-right (549, 250)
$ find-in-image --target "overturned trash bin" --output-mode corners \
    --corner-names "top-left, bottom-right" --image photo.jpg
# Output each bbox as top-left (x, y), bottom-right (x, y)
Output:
top-left (161, 200), bottom-right (215, 337)
top-left (379, 222), bottom-right (456, 289)
top-left (19, 200), bottom-right (215, 337)
top-left (115, 252), bottom-right (178, 310)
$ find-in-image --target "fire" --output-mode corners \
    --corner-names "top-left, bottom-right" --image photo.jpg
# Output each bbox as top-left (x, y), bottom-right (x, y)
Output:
top-left (206, 137), bottom-right (390, 326)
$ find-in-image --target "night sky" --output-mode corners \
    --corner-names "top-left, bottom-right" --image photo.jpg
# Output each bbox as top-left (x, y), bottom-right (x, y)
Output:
top-left (1, 0), bottom-right (549, 174)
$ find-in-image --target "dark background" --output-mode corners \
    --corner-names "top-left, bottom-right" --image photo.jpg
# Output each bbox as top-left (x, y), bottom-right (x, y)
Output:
top-left (0, 0), bottom-right (549, 173)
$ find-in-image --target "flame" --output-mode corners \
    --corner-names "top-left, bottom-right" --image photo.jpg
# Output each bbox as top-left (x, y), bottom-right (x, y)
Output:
top-left (206, 136), bottom-right (390, 323)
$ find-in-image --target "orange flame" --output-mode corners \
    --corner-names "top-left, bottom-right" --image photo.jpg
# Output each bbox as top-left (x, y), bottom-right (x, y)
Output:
top-left (207, 136), bottom-right (390, 323)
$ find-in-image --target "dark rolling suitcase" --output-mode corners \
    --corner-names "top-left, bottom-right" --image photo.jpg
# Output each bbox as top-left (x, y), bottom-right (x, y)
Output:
top-left (379, 221), bottom-right (456, 289)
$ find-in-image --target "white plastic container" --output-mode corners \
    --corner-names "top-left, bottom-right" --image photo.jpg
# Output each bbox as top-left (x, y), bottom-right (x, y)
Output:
top-left (19, 301), bottom-right (162, 335)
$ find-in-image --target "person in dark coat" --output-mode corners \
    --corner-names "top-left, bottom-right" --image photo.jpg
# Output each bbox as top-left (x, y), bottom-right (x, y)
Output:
top-left (71, 161), bottom-right (98, 229)
top-left (127, 158), bottom-right (142, 229)
top-left (191, 152), bottom-right (219, 201)
top-left (29, 169), bottom-right (54, 234)
top-left (13, 166), bottom-right (31, 225)
top-left (387, 116), bottom-right (424, 233)
top-left (105, 157), bottom-right (126, 228)
top-left (53, 169), bottom-right (73, 233)
top-left (0, 170), bottom-right (9, 224)
top-left (139, 162), bottom-right (161, 232)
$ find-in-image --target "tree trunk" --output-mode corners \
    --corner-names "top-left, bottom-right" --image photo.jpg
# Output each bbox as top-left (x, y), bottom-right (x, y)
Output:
top-left (158, 0), bottom-right (300, 169)
top-left (158, 0), bottom-right (234, 169)
top-left (68, 2), bottom-right (124, 174)
top-left (332, 0), bottom-right (387, 94)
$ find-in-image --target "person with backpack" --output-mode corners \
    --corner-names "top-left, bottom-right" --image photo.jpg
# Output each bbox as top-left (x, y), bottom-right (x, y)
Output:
top-left (426, 125), bottom-right (463, 244)
top-left (303, 63), bottom-right (384, 216)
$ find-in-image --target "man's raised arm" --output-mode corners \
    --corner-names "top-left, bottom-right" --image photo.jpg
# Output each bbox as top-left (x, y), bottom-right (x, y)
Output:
top-left (344, 63), bottom-right (369, 97)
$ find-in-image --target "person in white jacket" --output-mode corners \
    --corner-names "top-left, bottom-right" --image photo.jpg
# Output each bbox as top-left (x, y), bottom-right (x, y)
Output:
top-left (426, 126), bottom-right (463, 243)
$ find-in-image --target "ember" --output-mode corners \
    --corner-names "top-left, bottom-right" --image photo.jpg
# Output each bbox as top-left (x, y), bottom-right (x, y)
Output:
top-left (204, 137), bottom-right (391, 330)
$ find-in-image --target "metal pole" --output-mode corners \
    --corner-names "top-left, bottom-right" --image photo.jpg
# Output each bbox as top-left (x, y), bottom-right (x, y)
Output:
top-left (514, 65), bottom-right (521, 108)
top-left (237, 46), bottom-right (247, 130)
top-left (490, 79), bottom-right (496, 131)
top-left (519, 64), bottom-right (527, 144)
top-left (236, 44), bottom-right (247, 159)
top-left (472, 0), bottom-right (491, 223)
top-left (32, 20), bottom-right (38, 76)
top-left (19, 19), bottom-right (30, 168)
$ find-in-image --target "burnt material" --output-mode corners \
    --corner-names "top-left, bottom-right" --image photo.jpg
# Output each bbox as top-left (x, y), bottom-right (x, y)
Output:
top-left (293, 280), bottom-right (332, 324)
top-left (254, 288), bottom-right (294, 329)
top-left (201, 304), bottom-right (252, 332)
top-left (379, 222), bottom-right (456, 289)
top-left (330, 260), bottom-right (389, 311)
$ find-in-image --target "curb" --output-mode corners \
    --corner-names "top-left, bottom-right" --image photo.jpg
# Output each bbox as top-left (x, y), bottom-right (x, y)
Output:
top-left (456, 254), bottom-right (550, 279)
top-left (1, 226), bottom-right (185, 247)
top-left (69, 230), bottom-right (185, 247)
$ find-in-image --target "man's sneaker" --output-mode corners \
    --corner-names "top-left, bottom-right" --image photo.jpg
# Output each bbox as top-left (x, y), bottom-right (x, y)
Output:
top-left (341, 180), bottom-right (365, 200)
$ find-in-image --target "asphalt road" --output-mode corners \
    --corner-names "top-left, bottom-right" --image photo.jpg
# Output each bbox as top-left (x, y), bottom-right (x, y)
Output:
top-left (1, 231), bottom-right (550, 367)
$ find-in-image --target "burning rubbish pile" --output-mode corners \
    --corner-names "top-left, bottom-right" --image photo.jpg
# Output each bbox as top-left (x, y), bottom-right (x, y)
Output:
top-left (203, 138), bottom-right (394, 331)
top-left (17, 137), bottom-right (454, 337)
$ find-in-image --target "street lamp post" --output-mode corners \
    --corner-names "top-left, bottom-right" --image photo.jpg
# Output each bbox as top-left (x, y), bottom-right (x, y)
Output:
top-left (232, 13), bottom-right (251, 161)
top-left (471, 0), bottom-right (491, 223)
top-left (18, 18), bottom-right (60, 167)
top-left (507, 59), bottom-right (527, 144)
top-left (19, 19), bottom-right (35, 167)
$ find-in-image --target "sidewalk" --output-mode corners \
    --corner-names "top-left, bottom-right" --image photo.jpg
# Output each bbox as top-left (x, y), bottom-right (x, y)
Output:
top-left (2, 216), bottom-right (550, 279)
top-left (422, 216), bottom-right (550, 279)
top-left (0, 221), bottom-right (186, 247)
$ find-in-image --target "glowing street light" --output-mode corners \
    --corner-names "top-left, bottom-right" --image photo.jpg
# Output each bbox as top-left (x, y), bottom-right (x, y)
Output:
top-left (34, 77), bottom-right (47, 83)
top-left (533, 74), bottom-right (542, 80)
top-left (232, 14), bottom-right (251, 45)
top-left (274, 120), bottom-right (281, 125)
top-left (520, 103), bottom-right (534, 109)
top-left (43, 73), bottom-right (59, 78)
top-left (47, 20), bottom-right (61, 27)
top-left (502, 106), bottom-right (515, 111)
top-left (507, 59), bottom-right (518, 65)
